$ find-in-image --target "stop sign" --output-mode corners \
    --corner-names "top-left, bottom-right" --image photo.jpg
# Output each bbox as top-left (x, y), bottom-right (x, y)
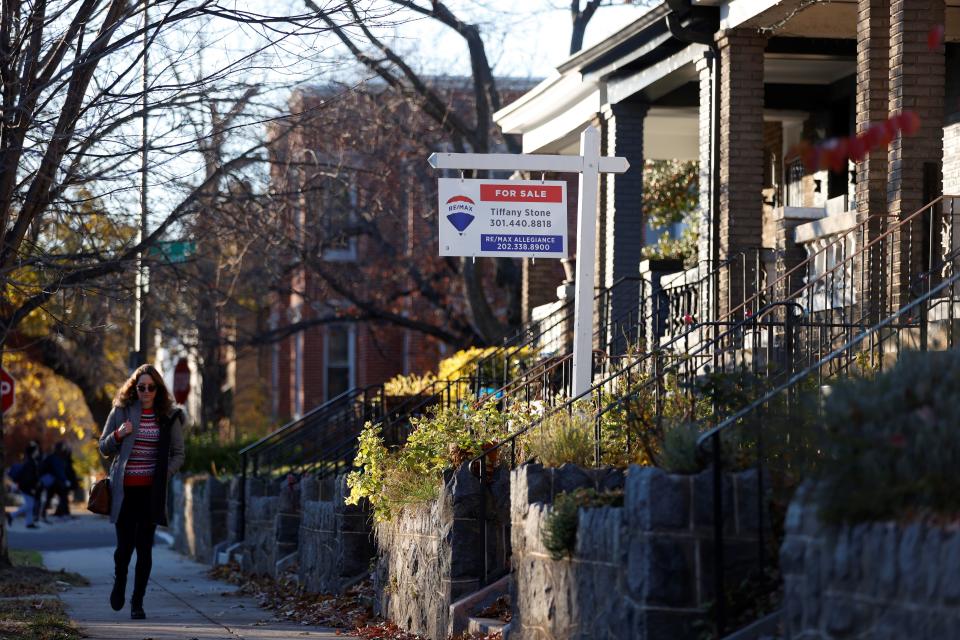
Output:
top-left (173, 358), bottom-right (190, 405)
top-left (0, 367), bottom-right (14, 414)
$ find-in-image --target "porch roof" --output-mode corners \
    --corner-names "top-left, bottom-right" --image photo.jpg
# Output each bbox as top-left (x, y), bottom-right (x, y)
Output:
top-left (494, 0), bottom-right (865, 159)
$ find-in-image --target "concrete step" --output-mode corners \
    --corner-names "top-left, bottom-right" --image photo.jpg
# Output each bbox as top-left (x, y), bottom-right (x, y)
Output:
top-left (468, 616), bottom-right (506, 635)
top-left (448, 574), bottom-right (510, 637)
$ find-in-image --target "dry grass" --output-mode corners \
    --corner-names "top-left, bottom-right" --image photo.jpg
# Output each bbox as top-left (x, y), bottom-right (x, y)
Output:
top-left (0, 551), bottom-right (85, 640)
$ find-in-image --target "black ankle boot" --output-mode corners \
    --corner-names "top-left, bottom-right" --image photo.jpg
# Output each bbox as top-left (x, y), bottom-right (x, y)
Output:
top-left (130, 597), bottom-right (145, 620)
top-left (110, 575), bottom-right (126, 612)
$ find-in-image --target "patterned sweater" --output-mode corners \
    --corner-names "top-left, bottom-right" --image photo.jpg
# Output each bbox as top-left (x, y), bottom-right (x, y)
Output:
top-left (123, 409), bottom-right (159, 487)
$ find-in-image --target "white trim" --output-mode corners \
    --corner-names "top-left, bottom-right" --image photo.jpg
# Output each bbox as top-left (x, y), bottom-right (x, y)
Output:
top-left (720, 0), bottom-right (781, 31)
top-left (428, 151), bottom-right (627, 174)
top-left (607, 44), bottom-right (705, 105)
top-left (794, 212), bottom-right (857, 244)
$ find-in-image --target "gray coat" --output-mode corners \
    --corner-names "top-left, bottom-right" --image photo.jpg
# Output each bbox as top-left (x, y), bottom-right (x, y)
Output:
top-left (98, 400), bottom-right (185, 525)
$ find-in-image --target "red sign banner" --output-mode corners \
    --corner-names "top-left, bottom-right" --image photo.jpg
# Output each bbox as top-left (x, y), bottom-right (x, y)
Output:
top-left (479, 184), bottom-right (564, 203)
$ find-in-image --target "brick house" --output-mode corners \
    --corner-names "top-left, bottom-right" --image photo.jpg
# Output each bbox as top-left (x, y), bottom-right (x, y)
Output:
top-left (496, 0), bottom-right (960, 330)
top-left (264, 79), bottom-right (534, 420)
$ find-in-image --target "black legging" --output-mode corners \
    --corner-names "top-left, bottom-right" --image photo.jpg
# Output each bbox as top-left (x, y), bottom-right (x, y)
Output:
top-left (114, 486), bottom-right (156, 605)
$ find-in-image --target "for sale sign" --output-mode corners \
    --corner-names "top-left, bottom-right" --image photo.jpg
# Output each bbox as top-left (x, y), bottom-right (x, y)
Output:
top-left (438, 178), bottom-right (567, 258)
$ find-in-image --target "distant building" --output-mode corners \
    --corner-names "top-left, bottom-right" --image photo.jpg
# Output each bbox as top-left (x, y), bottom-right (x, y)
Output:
top-left (264, 77), bottom-right (537, 420)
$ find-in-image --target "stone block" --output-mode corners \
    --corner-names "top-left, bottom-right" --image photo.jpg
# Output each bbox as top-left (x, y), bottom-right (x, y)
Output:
top-left (898, 522), bottom-right (924, 599)
top-left (645, 537), bottom-right (695, 607)
top-left (940, 530), bottom-right (960, 604)
top-left (780, 536), bottom-right (806, 576)
top-left (782, 576), bottom-right (805, 638)
top-left (511, 464), bottom-right (550, 520)
top-left (593, 466), bottom-right (626, 493)
top-left (448, 464), bottom-right (482, 519)
top-left (917, 526), bottom-right (940, 600)
top-left (449, 518), bottom-right (482, 579)
top-left (876, 524), bottom-right (899, 599)
top-left (552, 463), bottom-right (593, 496)
top-left (626, 466), bottom-right (690, 531)
top-left (300, 474), bottom-right (319, 505)
top-left (575, 506), bottom-right (621, 563)
top-left (823, 597), bottom-right (857, 636)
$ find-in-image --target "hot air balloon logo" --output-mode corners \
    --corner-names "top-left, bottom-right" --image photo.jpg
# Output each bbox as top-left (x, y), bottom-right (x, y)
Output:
top-left (445, 195), bottom-right (475, 235)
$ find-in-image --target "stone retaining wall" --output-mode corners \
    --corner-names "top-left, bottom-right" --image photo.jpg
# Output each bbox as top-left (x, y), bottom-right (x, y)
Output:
top-left (509, 463), bottom-right (765, 640)
top-left (241, 477), bottom-right (300, 577)
top-left (373, 464), bottom-right (510, 640)
top-left (226, 476), bottom-right (243, 545)
top-left (298, 473), bottom-right (375, 594)
top-left (168, 475), bottom-right (228, 564)
top-left (781, 484), bottom-right (960, 639)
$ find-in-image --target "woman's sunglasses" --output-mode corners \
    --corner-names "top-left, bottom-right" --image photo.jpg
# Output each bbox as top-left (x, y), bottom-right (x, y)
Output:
top-left (136, 383), bottom-right (157, 393)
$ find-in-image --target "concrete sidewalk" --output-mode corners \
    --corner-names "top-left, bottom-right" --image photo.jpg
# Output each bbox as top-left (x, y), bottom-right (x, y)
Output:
top-left (43, 544), bottom-right (340, 640)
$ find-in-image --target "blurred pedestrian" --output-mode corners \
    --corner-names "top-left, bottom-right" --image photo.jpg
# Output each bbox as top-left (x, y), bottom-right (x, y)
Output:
top-left (39, 441), bottom-right (69, 521)
top-left (8, 441), bottom-right (41, 529)
top-left (31, 443), bottom-right (45, 523)
top-left (98, 364), bottom-right (185, 620)
top-left (55, 444), bottom-right (78, 518)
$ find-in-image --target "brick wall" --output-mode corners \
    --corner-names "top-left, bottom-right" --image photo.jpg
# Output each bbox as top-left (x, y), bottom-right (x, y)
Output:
top-left (718, 29), bottom-right (766, 315)
top-left (521, 172), bottom-right (576, 322)
top-left (855, 0), bottom-right (891, 322)
top-left (888, 0), bottom-right (945, 306)
top-left (697, 51), bottom-right (715, 270)
top-left (358, 323), bottom-right (404, 389)
top-left (601, 102), bottom-right (648, 349)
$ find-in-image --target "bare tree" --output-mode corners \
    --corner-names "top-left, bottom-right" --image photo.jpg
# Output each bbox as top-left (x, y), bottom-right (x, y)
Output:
top-left (0, 0), bottom-right (361, 568)
top-left (304, 0), bottom-right (526, 345)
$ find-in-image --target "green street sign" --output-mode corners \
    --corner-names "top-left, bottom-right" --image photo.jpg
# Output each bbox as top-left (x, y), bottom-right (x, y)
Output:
top-left (148, 240), bottom-right (196, 264)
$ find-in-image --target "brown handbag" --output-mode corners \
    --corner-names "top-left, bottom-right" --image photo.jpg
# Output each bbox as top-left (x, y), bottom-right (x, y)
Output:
top-left (87, 478), bottom-right (110, 515)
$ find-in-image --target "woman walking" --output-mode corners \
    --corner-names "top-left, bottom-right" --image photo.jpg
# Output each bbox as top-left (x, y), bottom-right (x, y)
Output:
top-left (98, 364), bottom-right (185, 620)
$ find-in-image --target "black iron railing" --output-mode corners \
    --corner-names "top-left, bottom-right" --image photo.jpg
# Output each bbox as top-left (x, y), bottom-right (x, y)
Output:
top-left (237, 384), bottom-right (383, 540)
top-left (696, 261), bottom-right (960, 636)
top-left (665, 197), bottom-right (960, 636)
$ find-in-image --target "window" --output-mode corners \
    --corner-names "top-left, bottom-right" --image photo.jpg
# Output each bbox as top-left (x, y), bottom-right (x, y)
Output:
top-left (325, 325), bottom-right (354, 400)
top-left (317, 178), bottom-right (358, 261)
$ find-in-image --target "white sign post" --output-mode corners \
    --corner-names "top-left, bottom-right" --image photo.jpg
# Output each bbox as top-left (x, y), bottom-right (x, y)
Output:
top-left (428, 126), bottom-right (628, 396)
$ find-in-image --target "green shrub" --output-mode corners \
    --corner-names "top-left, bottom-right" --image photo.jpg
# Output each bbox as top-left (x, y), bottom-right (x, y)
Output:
top-left (657, 421), bottom-right (703, 473)
top-left (182, 430), bottom-right (256, 476)
top-left (346, 402), bottom-right (535, 522)
top-left (523, 404), bottom-right (596, 467)
top-left (817, 350), bottom-right (960, 524)
top-left (541, 488), bottom-right (624, 560)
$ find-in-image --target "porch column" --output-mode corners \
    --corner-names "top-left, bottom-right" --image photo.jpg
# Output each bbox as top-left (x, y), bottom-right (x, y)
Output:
top-left (717, 29), bottom-right (766, 319)
top-left (696, 50), bottom-right (716, 312)
top-left (888, 0), bottom-right (945, 308)
top-left (600, 101), bottom-right (648, 353)
top-left (855, 0), bottom-right (890, 322)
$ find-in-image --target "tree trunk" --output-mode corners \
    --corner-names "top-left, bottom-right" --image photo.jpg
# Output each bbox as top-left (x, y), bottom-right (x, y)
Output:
top-left (0, 348), bottom-right (11, 568)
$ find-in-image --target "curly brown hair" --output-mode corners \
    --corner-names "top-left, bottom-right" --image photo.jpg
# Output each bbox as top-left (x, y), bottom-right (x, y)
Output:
top-left (113, 364), bottom-right (173, 415)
